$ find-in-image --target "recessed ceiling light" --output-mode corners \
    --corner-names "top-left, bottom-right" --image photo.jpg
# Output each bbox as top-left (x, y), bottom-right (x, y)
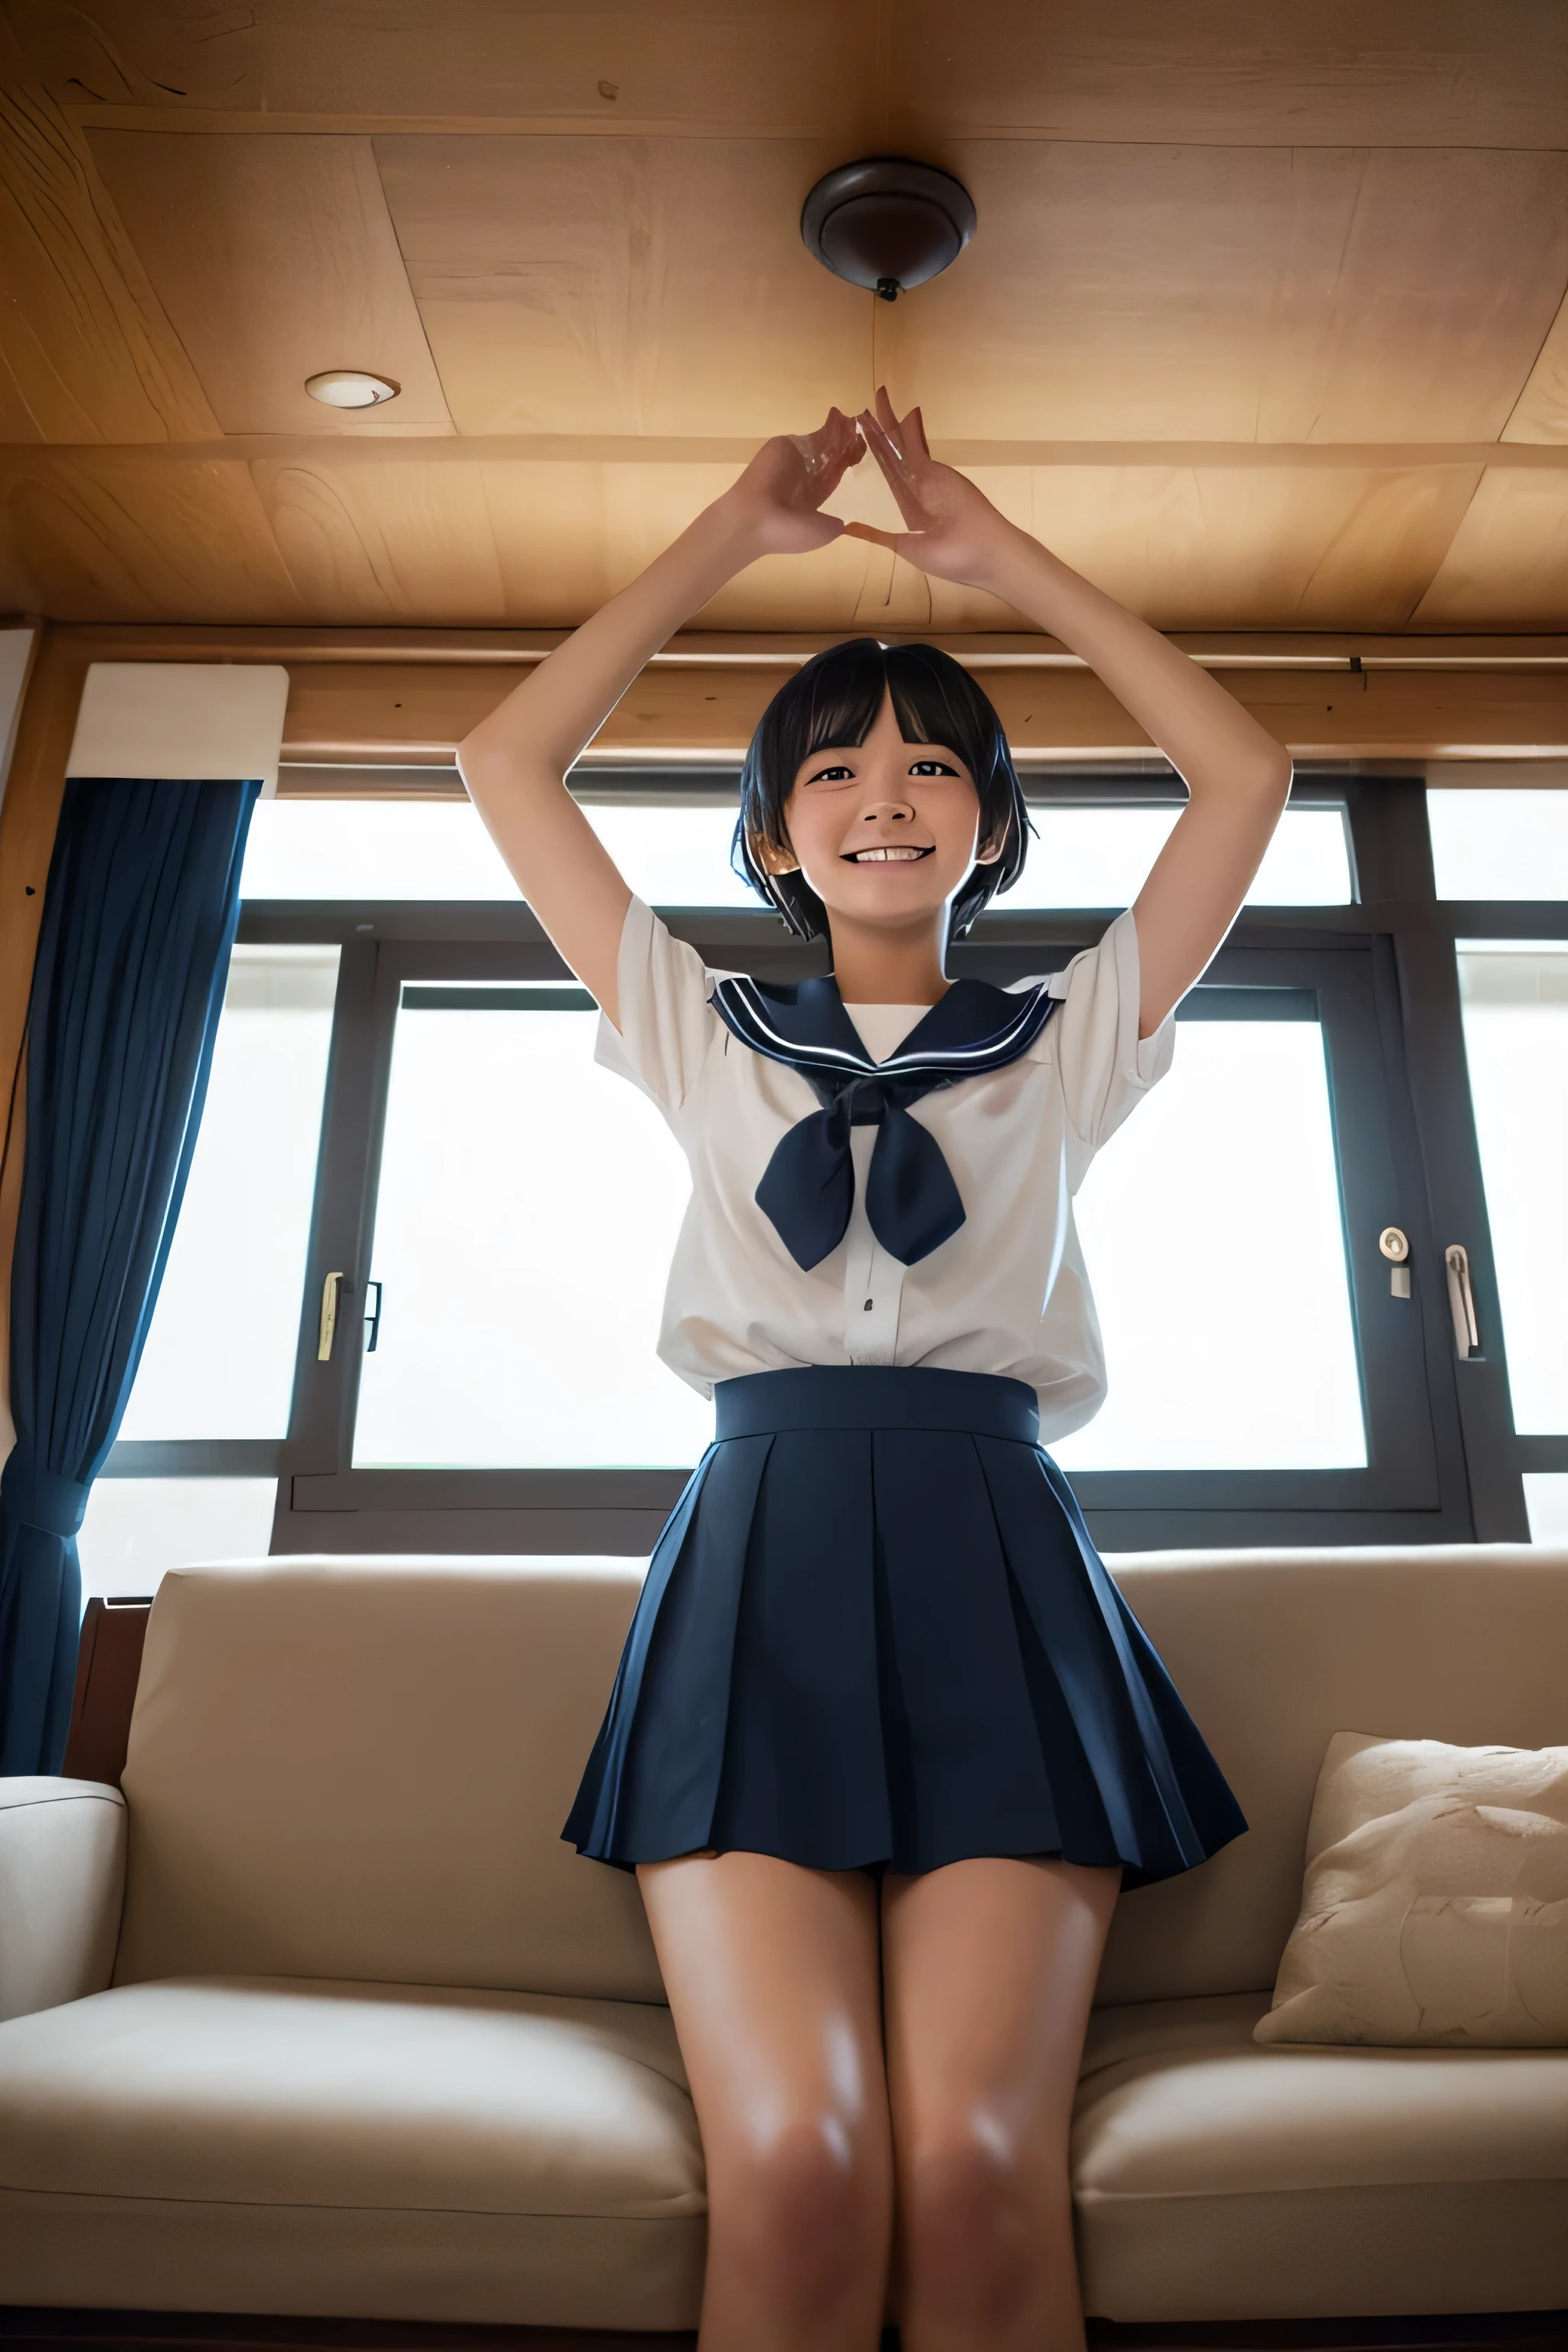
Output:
top-left (305, 370), bottom-right (400, 409)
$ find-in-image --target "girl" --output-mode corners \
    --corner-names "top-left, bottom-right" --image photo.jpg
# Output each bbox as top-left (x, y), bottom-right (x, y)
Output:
top-left (458, 395), bottom-right (1291, 2352)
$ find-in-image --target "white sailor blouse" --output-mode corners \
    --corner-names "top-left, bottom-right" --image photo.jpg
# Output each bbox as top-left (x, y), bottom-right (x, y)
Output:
top-left (596, 895), bottom-right (1176, 1442)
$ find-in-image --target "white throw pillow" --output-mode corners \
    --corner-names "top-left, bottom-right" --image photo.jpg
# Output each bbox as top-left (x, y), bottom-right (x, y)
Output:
top-left (1256, 1731), bottom-right (1568, 2047)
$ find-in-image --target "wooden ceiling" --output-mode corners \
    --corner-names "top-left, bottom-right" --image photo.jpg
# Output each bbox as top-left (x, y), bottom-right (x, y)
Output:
top-left (2, 0), bottom-right (1566, 635)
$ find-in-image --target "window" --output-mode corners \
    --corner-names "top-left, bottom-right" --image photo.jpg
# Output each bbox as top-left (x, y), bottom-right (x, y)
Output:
top-left (78, 1479), bottom-right (278, 1606)
top-left (1429, 789), bottom-right (1568, 900)
top-left (1008, 803), bottom-right (1351, 909)
top-left (1454, 939), bottom-right (1568, 1550)
top-left (106, 770), bottom-right (1553, 1555)
top-left (1455, 946), bottom-right (1568, 1434)
top-left (1056, 1003), bottom-right (1363, 1473)
top-left (117, 946), bottom-right (339, 1442)
top-left (240, 790), bottom-right (1352, 912)
top-left (352, 982), bottom-right (709, 1468)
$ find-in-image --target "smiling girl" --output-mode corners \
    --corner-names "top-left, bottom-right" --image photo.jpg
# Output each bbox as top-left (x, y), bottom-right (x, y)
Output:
top-left (458, 397), bottom-right (1291, 2352)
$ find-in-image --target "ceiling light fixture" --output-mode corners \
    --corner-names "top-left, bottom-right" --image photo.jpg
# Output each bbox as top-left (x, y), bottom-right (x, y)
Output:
top-left (801, 158), bottom-right (976, 302)
top-left (304, 370), bottom-right (400, 408)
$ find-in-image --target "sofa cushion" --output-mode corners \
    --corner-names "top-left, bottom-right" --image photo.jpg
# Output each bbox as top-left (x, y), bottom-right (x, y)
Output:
top-left (1073, 1993), bottom-right (1568, 2321)
top-left (115, 1560), bottom-right (662, 2001)
top-left (1256, 1730), bottom-right (1568, 2047)
top-left (1096, 1547), bottom-right (1568, 2007)
top-left (0, 1975), bottom-right (704, 2329)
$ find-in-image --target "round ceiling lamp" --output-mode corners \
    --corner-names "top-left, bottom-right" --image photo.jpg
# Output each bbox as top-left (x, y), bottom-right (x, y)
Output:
top-left (304, 370), bottom-right (400, 408)
top-left (801, 158), bottom-right (975, 302)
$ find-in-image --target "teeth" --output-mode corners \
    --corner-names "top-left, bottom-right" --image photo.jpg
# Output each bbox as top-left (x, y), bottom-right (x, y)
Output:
top-left (851, 845), bottom-right (926, 862)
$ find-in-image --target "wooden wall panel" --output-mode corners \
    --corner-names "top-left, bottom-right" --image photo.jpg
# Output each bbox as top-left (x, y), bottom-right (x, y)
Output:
top-left (250, 461), bottom-right (509, 625)
top-left (3, 447), bottom-right (1561, 635)
top-left (1, 1), bottom-right (1566, 635)
top-left (890, 0), bottom-right (1568, 149)
top-left (1412, 472), bottom-right (1568, 629)
top-left (1504, 291), bottom-right (1568, 446)
top-left (377, 135), bottom-right (869, 438)
top-left (85, 132), bottom-right (456, 438)
top-left (21, 2), bottom-right (1565, 149)
top-left (875, 143), bottom-right (1568, 445)
top-left (18, 0), bottom-right (885, 132)
top-left (0, 16), bottom-right (218, 443)
top-left (957, 465), bottom-right (1485, 634)
top-left (0, 454), bottom-right (305, 622)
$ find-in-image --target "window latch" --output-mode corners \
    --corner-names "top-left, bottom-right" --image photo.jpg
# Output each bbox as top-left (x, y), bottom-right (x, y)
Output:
top-left (317, 1269), bottom-right (345, 1361)
top-left (363, 1279), bottom-right (384, 1354)
top-left (1445, 1245), bottom-right (1479, 1359)
top-left (1378, 1226), bottom-right (1411, 1298)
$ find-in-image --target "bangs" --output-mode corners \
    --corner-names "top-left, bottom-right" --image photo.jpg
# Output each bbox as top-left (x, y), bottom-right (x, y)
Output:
top-left (733, 637), bottom-right (1031, 942)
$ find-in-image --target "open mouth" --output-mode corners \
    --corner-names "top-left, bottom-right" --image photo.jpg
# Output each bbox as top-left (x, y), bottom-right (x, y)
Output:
top-left (844, 844), bottom-right (935, 864)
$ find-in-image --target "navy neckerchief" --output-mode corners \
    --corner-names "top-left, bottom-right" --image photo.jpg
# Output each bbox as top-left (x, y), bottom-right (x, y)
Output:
top-left (710, 972), bottom-right (1059, 1270)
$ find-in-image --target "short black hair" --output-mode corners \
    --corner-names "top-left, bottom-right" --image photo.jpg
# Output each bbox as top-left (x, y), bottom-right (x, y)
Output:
top-left (731, 638), bottom-right (1031, 941)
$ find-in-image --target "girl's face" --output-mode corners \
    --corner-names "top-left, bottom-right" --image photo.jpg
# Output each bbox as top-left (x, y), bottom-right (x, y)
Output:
top-left (760, 688), bottom-right (1003, 938)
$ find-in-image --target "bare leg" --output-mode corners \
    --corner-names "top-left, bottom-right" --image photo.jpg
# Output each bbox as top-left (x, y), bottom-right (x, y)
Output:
top-left (881, 1855), bottom-right (1121, 2352)
top-left (638, 1851), bottom-right (893, 2352)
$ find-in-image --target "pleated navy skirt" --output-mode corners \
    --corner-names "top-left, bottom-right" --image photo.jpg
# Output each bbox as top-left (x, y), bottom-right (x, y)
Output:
top-left (564, 1366), bottom-right (1246, 1886)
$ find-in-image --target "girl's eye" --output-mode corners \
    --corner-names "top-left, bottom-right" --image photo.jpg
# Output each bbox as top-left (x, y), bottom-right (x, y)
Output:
top-left (807, 764), bottom-right (856, 785)
top-left (909, 759), bottom-right (959, 776)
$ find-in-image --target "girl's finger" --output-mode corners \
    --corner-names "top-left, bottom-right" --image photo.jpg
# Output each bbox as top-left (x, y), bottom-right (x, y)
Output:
top-left (858, 411), bottom-right (927, 529)
top-left (858, 406), bottom-right (913, 483)
top-left (874, 384), bottom-right (903, 452)
top-left (842, 521), bottom-right (905, 554)
top-left (904, 404), bottom-right (931, 462)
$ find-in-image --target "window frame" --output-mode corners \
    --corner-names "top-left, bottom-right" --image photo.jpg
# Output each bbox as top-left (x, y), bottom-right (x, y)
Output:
top-left (103, 773), bottom-right (1552, 1552)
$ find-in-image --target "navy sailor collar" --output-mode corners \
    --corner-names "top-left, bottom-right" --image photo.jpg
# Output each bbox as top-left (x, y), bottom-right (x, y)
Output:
top-left (710, 969), bottom-right (1058, 1089)
top-left (708, 969), bottom-right (1061, 1270)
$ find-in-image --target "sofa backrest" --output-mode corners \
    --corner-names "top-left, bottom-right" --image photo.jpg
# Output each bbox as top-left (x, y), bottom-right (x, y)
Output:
top-left (114, 1548), bottom-right (1568, 2006)
top-left (116, 1560), bottom-right (662, 2001)
top-left (1099, 1546), bottom-right (1568, 2002)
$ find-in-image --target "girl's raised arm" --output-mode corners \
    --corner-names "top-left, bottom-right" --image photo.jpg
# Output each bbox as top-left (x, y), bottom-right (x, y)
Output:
top-left (458, 410), bottom-right (863, 1026)
top-left (848, 392), bottom-right (1293, 1037)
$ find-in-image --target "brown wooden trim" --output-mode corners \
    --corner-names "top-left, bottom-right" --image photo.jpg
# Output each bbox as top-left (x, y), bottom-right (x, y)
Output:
top-left (41, 624), bottom-right (1568, 669)
top-left (276, 659), bottom-right (1568, 769)
top-left (2, 2310), bottom-right (1563, 2352)
top-left (0, 629), bottom-right (92, 1441)
top-left (27, 626), bottom-right (1568, 768)
top-left (61, 1599), bottom-right (152, 1787)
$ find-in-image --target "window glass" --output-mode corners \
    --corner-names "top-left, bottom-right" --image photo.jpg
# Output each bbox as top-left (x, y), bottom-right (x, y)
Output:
top-left (241, 796), bottom-right (1349, 909)
top-left (1429, 790), bottom-right (1568, 900)
top-left (1009, 805), bottom-right (1351, 908)
top-left (77, 1478), bottom-right (277, 1603)
top-left (116, 946), bottom-right (338, 1440)
top-left (352, 986), bottom-right (712, 1468)
top-left (1054, 1014), bottom-right (1366, 1472)
top-left (354, 985), bottom-right (1364, 1475)
top-left (1522, 1474), bottom-right (1568, 1547)
top-left (1455, 943), bottom-right (1568, 1434)
top-left (241, 798), bottom-right (755, 907)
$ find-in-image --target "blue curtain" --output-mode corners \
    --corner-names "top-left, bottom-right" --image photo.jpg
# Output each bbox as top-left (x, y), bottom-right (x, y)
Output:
top-left (0, 775), bottom-right (260, 1772)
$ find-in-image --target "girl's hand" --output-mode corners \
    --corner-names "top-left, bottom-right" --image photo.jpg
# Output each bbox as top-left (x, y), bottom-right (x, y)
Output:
top-left (720, 406), bottom-right (865, 558)
top-left (847, 388), bottom-right (1023, 590)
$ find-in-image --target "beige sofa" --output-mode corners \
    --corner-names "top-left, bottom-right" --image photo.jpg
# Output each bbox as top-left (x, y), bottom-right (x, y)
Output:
top-left (2, 1550), bottom-right (1566, 2331)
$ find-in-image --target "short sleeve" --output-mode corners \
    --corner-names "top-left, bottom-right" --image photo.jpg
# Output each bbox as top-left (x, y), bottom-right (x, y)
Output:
top-left (593, 894), bottom-right (717, 1117)
top-left (1050, 908), bottom-right (1175, 1159)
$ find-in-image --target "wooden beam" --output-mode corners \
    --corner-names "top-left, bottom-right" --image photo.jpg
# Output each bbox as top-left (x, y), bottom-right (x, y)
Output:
top-left (276, 657), bottom-right (1568, 769)
top-left (26, 625), bottom-right (1568, 766)
top-left (42, 623), bottom-right (1568, 670)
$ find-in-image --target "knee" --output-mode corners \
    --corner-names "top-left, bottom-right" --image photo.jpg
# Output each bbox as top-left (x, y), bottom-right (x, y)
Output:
top-left (714, 2112), bottom-right (888, 2323)
top-left (900, 2117), bottom-right (1070, 2327)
